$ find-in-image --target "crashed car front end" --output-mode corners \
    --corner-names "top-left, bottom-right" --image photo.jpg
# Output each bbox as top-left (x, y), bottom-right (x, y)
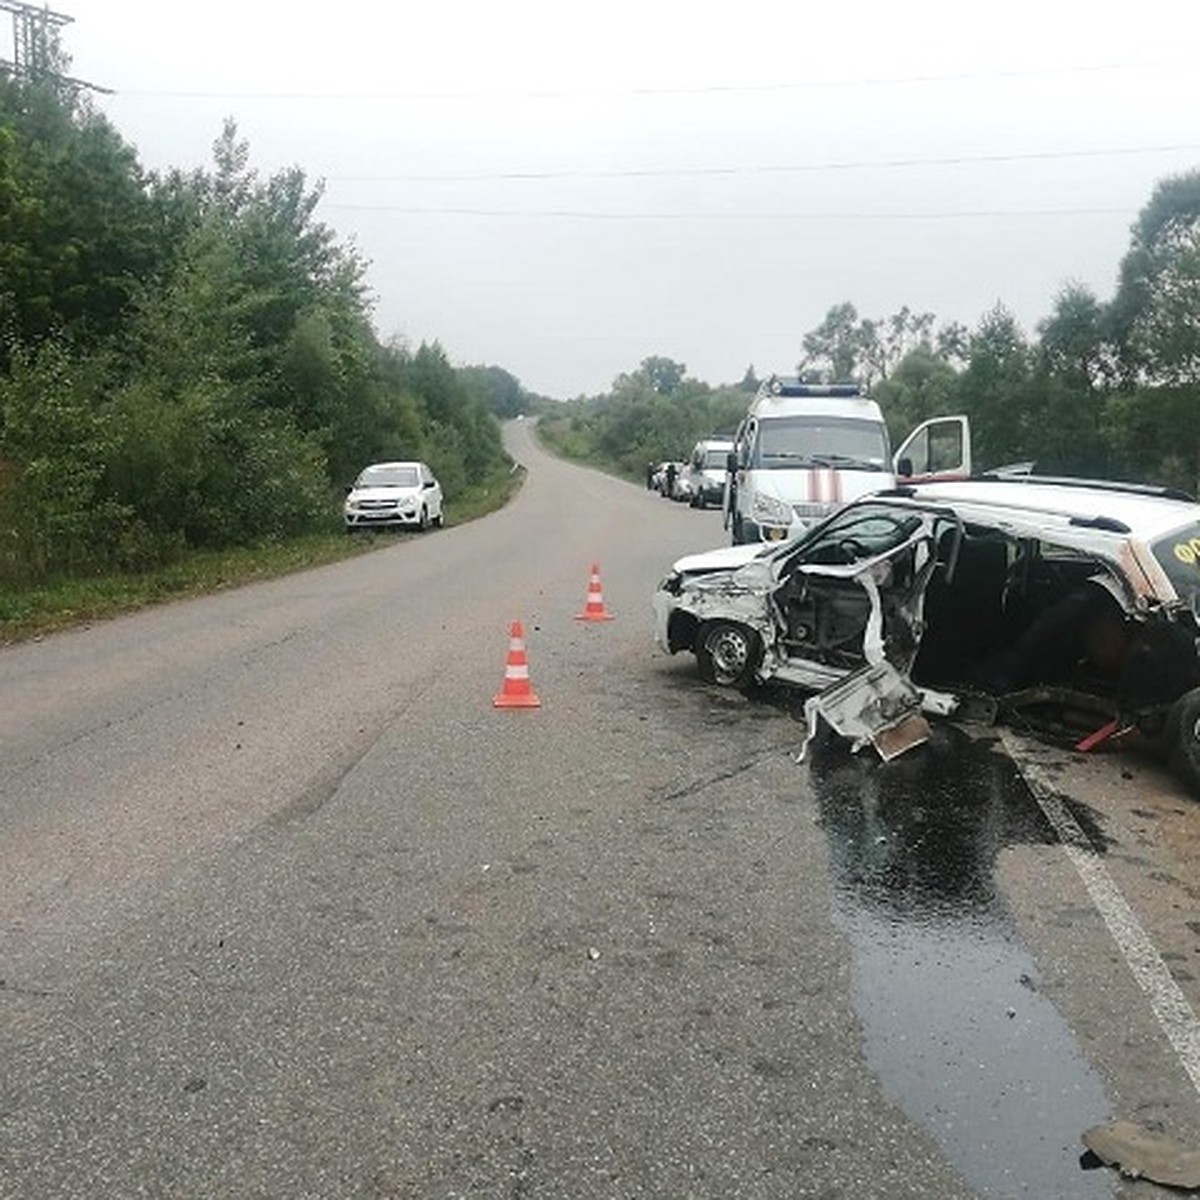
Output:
top-left (654, 507), bottom-right (955, 707)
top-left (655, 488), bottom-right (1200, 788)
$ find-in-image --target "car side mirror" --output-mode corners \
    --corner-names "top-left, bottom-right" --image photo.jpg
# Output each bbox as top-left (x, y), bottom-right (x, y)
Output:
top-left (424, 479), bottom-right (436, 489)
top-left (344, 483), bottom-right (354, 494)
top-left (896, 456), bottom-right (913, 479)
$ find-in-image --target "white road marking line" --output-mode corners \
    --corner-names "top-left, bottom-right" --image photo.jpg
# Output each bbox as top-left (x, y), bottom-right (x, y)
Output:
top-left (1003, 732), bottom-right (1200, 1096)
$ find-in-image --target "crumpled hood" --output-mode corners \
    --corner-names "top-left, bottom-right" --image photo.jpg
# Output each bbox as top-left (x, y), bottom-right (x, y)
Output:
top-left (672, 542), bottom-right (773, 575)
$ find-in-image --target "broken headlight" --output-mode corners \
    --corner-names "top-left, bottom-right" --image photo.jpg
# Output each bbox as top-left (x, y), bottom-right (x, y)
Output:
top-left (751, 493), bottom-right (792, 528)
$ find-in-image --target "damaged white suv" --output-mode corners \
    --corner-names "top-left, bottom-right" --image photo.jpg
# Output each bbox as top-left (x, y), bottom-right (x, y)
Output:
top-left (654, 476), bottom-right (1200, 788)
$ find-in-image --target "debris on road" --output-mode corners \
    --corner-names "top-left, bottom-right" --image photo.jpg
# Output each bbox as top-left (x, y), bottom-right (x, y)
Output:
top-left (1082, 1120), bottom-right (1200, 1189)
top-left (796, 660), bottom-right (931, 763)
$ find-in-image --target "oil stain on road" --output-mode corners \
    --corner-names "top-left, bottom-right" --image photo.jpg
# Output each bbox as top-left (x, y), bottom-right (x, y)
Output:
top-left (807, 724), bottom-right (1116, 1199)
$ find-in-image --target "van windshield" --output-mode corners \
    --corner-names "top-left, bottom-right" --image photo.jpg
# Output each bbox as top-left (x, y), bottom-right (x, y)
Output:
top-left (751, 416), bottom-right (889, 471)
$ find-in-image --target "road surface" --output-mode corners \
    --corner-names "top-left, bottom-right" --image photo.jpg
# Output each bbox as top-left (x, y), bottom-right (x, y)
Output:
top-left (3, 421), bottom-right (1199, 1197)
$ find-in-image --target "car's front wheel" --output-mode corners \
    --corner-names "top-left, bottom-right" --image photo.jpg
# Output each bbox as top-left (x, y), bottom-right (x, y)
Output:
top-left (1169, 687), bottom-right (1200, 796)
top-left (418, 506), bottom-right (430, 531)
top-left (697, 621), bottom-right (761, 688)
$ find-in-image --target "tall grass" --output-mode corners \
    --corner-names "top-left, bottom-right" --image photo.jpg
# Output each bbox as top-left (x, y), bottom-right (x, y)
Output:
top-left (0, 466), bottom-right (523, 645)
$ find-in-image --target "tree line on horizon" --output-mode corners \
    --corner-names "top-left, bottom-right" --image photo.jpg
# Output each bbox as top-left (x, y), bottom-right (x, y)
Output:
top-left (3, 60), bottom-right (1198, 592)
top-left (0, 73), bottom-right (537, 589)
top-left (540, 170), bottom-right (1200, 493)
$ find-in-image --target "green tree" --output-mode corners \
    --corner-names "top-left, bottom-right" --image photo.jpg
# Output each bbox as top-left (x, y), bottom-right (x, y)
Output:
top-left (538, 359), bottom-right (750, 481)
top-left (459, 364), bottom-right (530, 419)
top-left (0, 77), bottom-right (171, 369)
top-left (954, 305), bottom-right (1034, 469)
top-left (1109, 169), bottom-right (1200, 387)
top-left (873, 347), bottom-right (959, 445)
top-left (737, 365), bottom-right (760, 393)
top-left (1029, 285), bottom-right (1109, 475)
top-left (396, 342), bottom-right (503, 487)
top-left (0, 339), bottom-right (130, 579)
top-left (799, 304), bottom-right (943, 389)
top-left (799, 302), bottom-right (863, 382)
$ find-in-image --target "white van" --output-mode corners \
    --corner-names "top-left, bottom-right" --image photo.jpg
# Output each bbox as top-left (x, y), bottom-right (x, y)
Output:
top-left (684, 437), bottom-right (735, 508)
top-left (724, 378), bottom-right (970, 544)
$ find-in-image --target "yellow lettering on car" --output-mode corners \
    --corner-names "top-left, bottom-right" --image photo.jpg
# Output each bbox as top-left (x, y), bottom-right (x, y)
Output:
top-left (1175, 542), bottom-right (1198, 566)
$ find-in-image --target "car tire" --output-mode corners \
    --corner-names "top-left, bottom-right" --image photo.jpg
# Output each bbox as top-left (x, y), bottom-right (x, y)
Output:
top-left (696, 621), bottom-right (761, 689)
top-left (434, 507), bottom-right (444, 528)
top-left (418, 506), bottom-right (430, 531)
top-left (1168, 688), bottom-right (1200, 795)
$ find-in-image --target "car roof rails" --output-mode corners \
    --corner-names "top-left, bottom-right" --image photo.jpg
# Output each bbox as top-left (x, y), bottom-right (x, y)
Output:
top-left (973, 472), bottom-right (1196, 504)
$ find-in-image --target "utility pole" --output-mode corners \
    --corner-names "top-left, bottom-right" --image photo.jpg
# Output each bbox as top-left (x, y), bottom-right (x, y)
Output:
top-left (0, 1), bottom-right (110, 93)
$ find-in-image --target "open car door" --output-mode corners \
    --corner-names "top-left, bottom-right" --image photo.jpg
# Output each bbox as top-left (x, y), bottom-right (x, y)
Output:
top-left (894, 415), bottom-right (971, 483)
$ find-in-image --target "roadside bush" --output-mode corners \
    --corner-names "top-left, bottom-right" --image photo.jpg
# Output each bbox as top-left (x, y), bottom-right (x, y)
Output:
top-left (0, 340), bottom-right (133, 582)
top-left (108, 378), bottom-right (331, 548)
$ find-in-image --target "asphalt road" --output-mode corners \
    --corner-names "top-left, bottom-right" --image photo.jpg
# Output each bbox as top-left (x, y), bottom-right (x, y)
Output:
top-left (3, 421), bottom-right (1199, 1198)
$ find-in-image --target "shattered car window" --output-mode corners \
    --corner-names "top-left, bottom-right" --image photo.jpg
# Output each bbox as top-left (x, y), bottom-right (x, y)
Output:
top-left (788, 507), bottom-right (927, 568)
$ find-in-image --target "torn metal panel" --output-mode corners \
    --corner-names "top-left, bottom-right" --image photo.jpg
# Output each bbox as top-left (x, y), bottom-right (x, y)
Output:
top-left (857, 567), bottom-right (885, 665)
top-left (1082, 1120), bottom-right (1200, 1189)
top-left (797, 660), bottom-right (931, 763)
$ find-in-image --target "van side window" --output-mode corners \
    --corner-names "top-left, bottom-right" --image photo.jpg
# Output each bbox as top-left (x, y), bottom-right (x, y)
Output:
top-left (905, 423), bottom-right (965, 475)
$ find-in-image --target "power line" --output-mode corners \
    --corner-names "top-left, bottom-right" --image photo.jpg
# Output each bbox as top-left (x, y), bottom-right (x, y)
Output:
top-left (322, 203), bottom-right (1133, 221)
top-left (326, 143), bottom-right (1200, 185)
top-left (113, 58), bottom-right (1200, 102)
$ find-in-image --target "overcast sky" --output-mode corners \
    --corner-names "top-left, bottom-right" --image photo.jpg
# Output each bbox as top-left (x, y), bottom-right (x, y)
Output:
top-left (53, 2), bottom-right (1200, 398)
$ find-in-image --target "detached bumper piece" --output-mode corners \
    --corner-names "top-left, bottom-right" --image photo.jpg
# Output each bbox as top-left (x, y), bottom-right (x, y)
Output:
top-left (797, 660), bottom-right (931, 763)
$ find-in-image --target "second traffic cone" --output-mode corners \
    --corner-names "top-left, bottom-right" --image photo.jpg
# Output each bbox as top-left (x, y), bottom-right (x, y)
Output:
top-left (575, 563), bottom-right (615, 622)
top-left (493, 621), bottom-right (541, 708)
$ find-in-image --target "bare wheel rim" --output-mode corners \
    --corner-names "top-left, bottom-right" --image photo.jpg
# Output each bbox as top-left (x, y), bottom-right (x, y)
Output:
top-left (707, 626), bottom-right (750, 681)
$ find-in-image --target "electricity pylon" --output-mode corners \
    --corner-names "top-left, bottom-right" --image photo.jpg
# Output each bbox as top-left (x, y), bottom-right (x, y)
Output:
top-left (0, 1), bottom-right (110, 93)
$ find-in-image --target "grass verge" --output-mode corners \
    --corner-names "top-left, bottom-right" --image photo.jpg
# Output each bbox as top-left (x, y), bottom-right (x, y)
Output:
top-left (0, 466), bottom-right (524, 646)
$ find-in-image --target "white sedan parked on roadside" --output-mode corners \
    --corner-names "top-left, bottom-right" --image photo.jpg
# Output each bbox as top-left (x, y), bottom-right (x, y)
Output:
top-left (343, 461), bottom-right (444, 532)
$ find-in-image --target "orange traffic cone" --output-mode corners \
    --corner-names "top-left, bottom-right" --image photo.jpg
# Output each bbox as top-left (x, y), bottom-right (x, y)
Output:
top-left (575, 563), bottom-right (615, 622)
top-left (493, 621), bottom-right (542, 708)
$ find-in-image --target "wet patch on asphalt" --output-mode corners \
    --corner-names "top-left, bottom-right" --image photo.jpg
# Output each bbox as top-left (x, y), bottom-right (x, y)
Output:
top-left (806, 724), bottom-right (1117, 1199)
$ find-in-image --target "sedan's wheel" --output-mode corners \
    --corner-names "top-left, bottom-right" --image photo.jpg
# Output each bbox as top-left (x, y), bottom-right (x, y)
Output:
top-left (418, 506), bottom-right (430, 531)
top-left (1168, 687), bottom-right (1200, 797)
top-left (697, 621), bottom-right (761, 688)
